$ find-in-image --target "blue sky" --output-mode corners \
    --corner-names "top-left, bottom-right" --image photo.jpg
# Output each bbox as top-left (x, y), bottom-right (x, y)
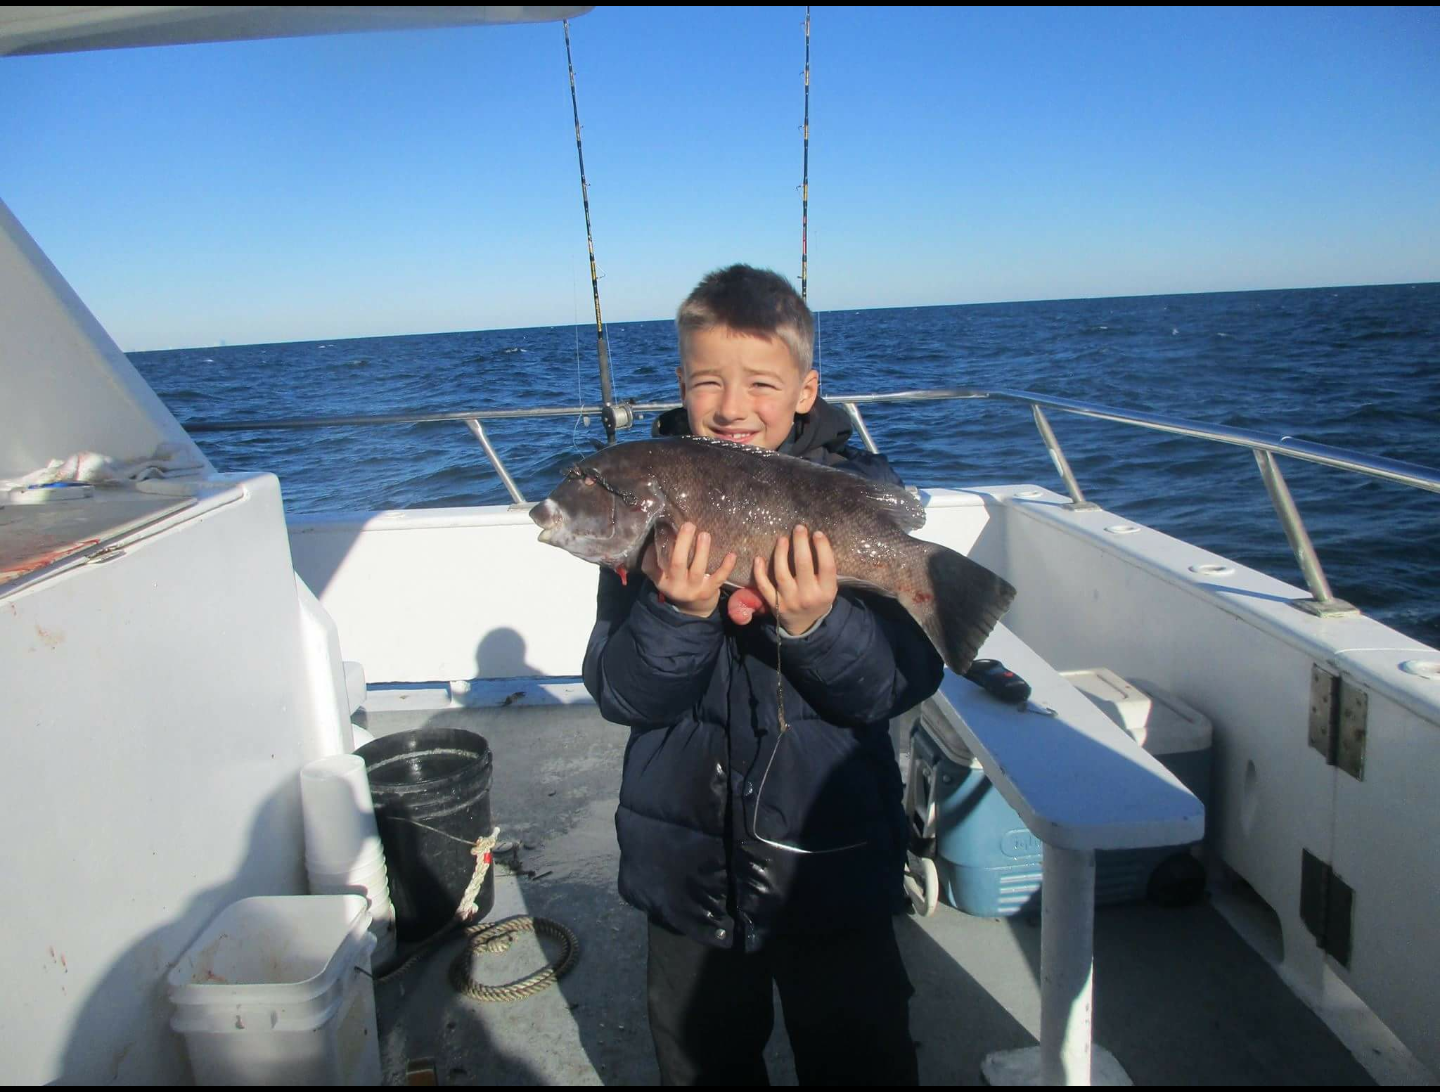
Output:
top-left (1, 6), bottom-right (1436, 350)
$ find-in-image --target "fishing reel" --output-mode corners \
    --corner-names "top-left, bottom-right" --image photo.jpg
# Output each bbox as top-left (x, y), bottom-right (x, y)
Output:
top-left (601, 400), bottom-right (635, 434)
top-left (594, 400), bottom-right (639, 447)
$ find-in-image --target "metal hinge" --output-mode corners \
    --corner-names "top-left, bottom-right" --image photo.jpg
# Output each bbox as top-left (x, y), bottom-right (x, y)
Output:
top-left (86, 545), bottom-right (127, 564)
top-left (1308, 665), bottom-right (1367, 780)
top-left (1300, 849), bottom-right (1354, 968)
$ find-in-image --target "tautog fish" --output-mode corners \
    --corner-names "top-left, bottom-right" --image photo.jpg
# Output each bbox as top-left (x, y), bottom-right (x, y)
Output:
top-left (530, 437), bottom-right (1015, 673)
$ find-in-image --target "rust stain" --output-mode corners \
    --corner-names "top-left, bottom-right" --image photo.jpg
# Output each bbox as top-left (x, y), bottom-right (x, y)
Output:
top-left (35, 623), bottom-right (65, 649)
top-left (1, 538), bottom-right (100, 585)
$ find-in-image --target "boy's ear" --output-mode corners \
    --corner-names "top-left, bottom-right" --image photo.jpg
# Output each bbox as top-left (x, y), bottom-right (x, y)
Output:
top-left (796, 368), bottom-right (819, 413)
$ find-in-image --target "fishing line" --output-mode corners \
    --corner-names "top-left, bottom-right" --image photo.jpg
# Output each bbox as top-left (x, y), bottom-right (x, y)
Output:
top-left (571, 251), bottom-right (586, 454)
top-left (747, 538), bottom-right (867, 857)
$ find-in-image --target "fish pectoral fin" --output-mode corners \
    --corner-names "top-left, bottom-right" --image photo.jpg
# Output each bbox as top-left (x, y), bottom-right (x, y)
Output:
top-left (651, 519), bottom-right (677, 566)
top-left (853, 480), bottom-right (927, 531)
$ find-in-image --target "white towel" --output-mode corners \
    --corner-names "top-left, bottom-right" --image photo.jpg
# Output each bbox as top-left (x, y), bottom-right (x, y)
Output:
top-left (4, 442), bottom-right (203, 488)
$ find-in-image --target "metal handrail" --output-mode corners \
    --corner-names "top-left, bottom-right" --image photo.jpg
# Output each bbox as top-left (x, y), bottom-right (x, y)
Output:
top-left (183, 386), bottom-right (1440, 495)
top-left (183, 385), bottom-right (1440, 616)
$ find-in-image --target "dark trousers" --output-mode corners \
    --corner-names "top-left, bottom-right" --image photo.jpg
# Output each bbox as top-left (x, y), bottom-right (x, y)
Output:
top-left (646, 918), bottom-right (919, 1086)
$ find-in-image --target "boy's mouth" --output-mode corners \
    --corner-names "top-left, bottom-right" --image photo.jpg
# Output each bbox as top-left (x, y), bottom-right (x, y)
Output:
top-left (710, 427), bottom-right (759, 444)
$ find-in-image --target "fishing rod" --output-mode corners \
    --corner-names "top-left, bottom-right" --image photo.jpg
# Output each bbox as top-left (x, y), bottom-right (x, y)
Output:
top-left (563, 19), bottom-right (627, 444)
top-left (800, 6), bottom-right (810, 303)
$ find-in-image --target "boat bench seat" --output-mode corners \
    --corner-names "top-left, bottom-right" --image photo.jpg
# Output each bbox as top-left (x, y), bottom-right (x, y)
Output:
top-left (934, 622), bottom-right (1204, 853)
top-left (924, 621), bottom-right (1204, 1084)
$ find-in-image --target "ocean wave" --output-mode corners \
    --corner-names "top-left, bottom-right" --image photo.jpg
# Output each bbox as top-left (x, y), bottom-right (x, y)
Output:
top-left (134, 283), bottom-right (1440, 645)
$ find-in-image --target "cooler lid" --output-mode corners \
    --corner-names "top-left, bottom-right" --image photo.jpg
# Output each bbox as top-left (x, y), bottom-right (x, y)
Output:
top-left (1128, 678), bottom-right (1214, 754)
top-left (1060, 667), bottom-right (1152, 745)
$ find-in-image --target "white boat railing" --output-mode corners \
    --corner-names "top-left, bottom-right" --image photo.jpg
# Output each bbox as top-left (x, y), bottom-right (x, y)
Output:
top-left (186, 387), bottom-right (1440, 618)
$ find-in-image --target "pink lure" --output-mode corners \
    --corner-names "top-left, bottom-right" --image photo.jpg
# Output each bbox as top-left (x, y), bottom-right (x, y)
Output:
top-left (727, 586), bottom-right (769, 625)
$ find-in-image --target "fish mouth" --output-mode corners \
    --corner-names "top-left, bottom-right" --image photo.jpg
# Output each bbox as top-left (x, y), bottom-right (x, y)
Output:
top-left (530, 499), bottom-right (561, 537)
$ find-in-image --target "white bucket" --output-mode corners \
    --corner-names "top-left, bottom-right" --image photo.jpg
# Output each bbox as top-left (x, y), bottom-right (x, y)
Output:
top-left (299, 754), bottom-right (383, 873)
top-left (168, 895), bottom-right (380, 1085)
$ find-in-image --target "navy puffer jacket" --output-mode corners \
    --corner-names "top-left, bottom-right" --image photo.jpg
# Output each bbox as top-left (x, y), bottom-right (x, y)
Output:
top-left (582, 399), bottom-right (944, 951)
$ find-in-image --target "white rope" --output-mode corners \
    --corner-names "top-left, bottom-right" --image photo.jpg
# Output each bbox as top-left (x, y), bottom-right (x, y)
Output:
top-left (457, 826), bottom-right (501, 921)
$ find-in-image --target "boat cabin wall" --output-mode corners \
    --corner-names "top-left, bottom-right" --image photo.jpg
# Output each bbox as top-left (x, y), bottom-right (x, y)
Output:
top-left (0, 198), bottom-right (211, 483)
top-left (1, 474), bottom-right (350, 1083)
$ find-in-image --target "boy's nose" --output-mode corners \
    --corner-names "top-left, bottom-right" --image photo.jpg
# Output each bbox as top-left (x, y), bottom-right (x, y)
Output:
top-left (717, 387), bottom-right (749, 421)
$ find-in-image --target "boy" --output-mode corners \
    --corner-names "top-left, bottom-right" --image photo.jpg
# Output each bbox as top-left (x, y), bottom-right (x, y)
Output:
top-left (582, 265), bottom-right (942, 1086)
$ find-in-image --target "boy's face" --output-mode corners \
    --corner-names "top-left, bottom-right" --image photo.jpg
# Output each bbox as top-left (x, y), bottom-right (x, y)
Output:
top-left (678, 325), bottom-right (818, 450)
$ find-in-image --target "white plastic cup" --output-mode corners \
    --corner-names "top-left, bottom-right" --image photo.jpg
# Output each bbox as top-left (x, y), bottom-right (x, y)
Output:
top-left (299, 754), bottom-right (383, 873)
top-left (307, 853), bottom-right (386, 883)
top-left (305, 841), bottom-right (385, 882)
top-left (307, 859), bottom-right (393, 914)
top-left (305, 871), bottom-right (398, 973)
top-left (308, 863), bottom-right (389, 902)
top-left (310, 876), bottom-right (394, 923)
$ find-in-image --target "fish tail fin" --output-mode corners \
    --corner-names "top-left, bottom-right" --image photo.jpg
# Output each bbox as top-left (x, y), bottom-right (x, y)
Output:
top-left (900, 543), bottom-right (1016, 674)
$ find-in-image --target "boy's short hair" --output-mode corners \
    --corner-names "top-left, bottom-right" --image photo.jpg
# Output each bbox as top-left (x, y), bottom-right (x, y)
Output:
top-left (677, 265), bottom-right (815, 373)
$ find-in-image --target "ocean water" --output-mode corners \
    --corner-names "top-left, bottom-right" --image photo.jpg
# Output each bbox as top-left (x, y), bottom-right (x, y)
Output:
top-left (130, 283), bottom-right (1440, 647)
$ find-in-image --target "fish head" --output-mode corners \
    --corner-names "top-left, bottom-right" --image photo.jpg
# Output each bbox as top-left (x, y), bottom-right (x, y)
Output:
top-left (530, 450), bottom-right (667, 572)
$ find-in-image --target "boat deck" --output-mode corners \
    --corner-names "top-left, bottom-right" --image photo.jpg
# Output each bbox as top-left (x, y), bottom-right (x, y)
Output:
top-left (364, 697), bottom-right (1376, 1086)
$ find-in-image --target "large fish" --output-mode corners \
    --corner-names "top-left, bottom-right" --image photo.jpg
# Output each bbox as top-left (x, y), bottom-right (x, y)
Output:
top-left (530, 437), bottom-right (1016, 673)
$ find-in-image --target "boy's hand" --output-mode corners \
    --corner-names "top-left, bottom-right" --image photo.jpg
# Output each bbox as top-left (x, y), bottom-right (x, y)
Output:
top-left (753, 525), bottom-right (838, 636)
top-left (641, 522), bottom-right (737, 619)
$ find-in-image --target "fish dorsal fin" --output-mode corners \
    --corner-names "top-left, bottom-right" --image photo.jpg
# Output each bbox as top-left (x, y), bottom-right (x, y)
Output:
top-left (856, 479), bottom-right (926, 530)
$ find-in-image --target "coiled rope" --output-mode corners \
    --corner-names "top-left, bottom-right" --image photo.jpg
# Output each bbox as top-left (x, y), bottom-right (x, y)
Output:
top-left (374, 824), bottom-right (579, 1002)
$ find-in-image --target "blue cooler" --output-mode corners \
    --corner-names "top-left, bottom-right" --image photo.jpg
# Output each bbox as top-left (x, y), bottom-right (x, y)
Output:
top-left (904, 669), bottom-right (1211, 918)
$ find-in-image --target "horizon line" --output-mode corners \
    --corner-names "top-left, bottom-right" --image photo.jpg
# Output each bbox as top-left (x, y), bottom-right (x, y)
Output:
top-left (124, 278), bottom-right (1440, 355)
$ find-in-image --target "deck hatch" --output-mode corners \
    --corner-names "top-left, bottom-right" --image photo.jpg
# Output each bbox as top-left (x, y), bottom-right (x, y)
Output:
top-left (1300, 849), bottom-right (1354, 968)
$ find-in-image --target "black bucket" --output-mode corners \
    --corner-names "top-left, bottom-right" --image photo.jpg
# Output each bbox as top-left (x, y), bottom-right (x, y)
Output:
top-left (357, 728), bottom-right (495, 943)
